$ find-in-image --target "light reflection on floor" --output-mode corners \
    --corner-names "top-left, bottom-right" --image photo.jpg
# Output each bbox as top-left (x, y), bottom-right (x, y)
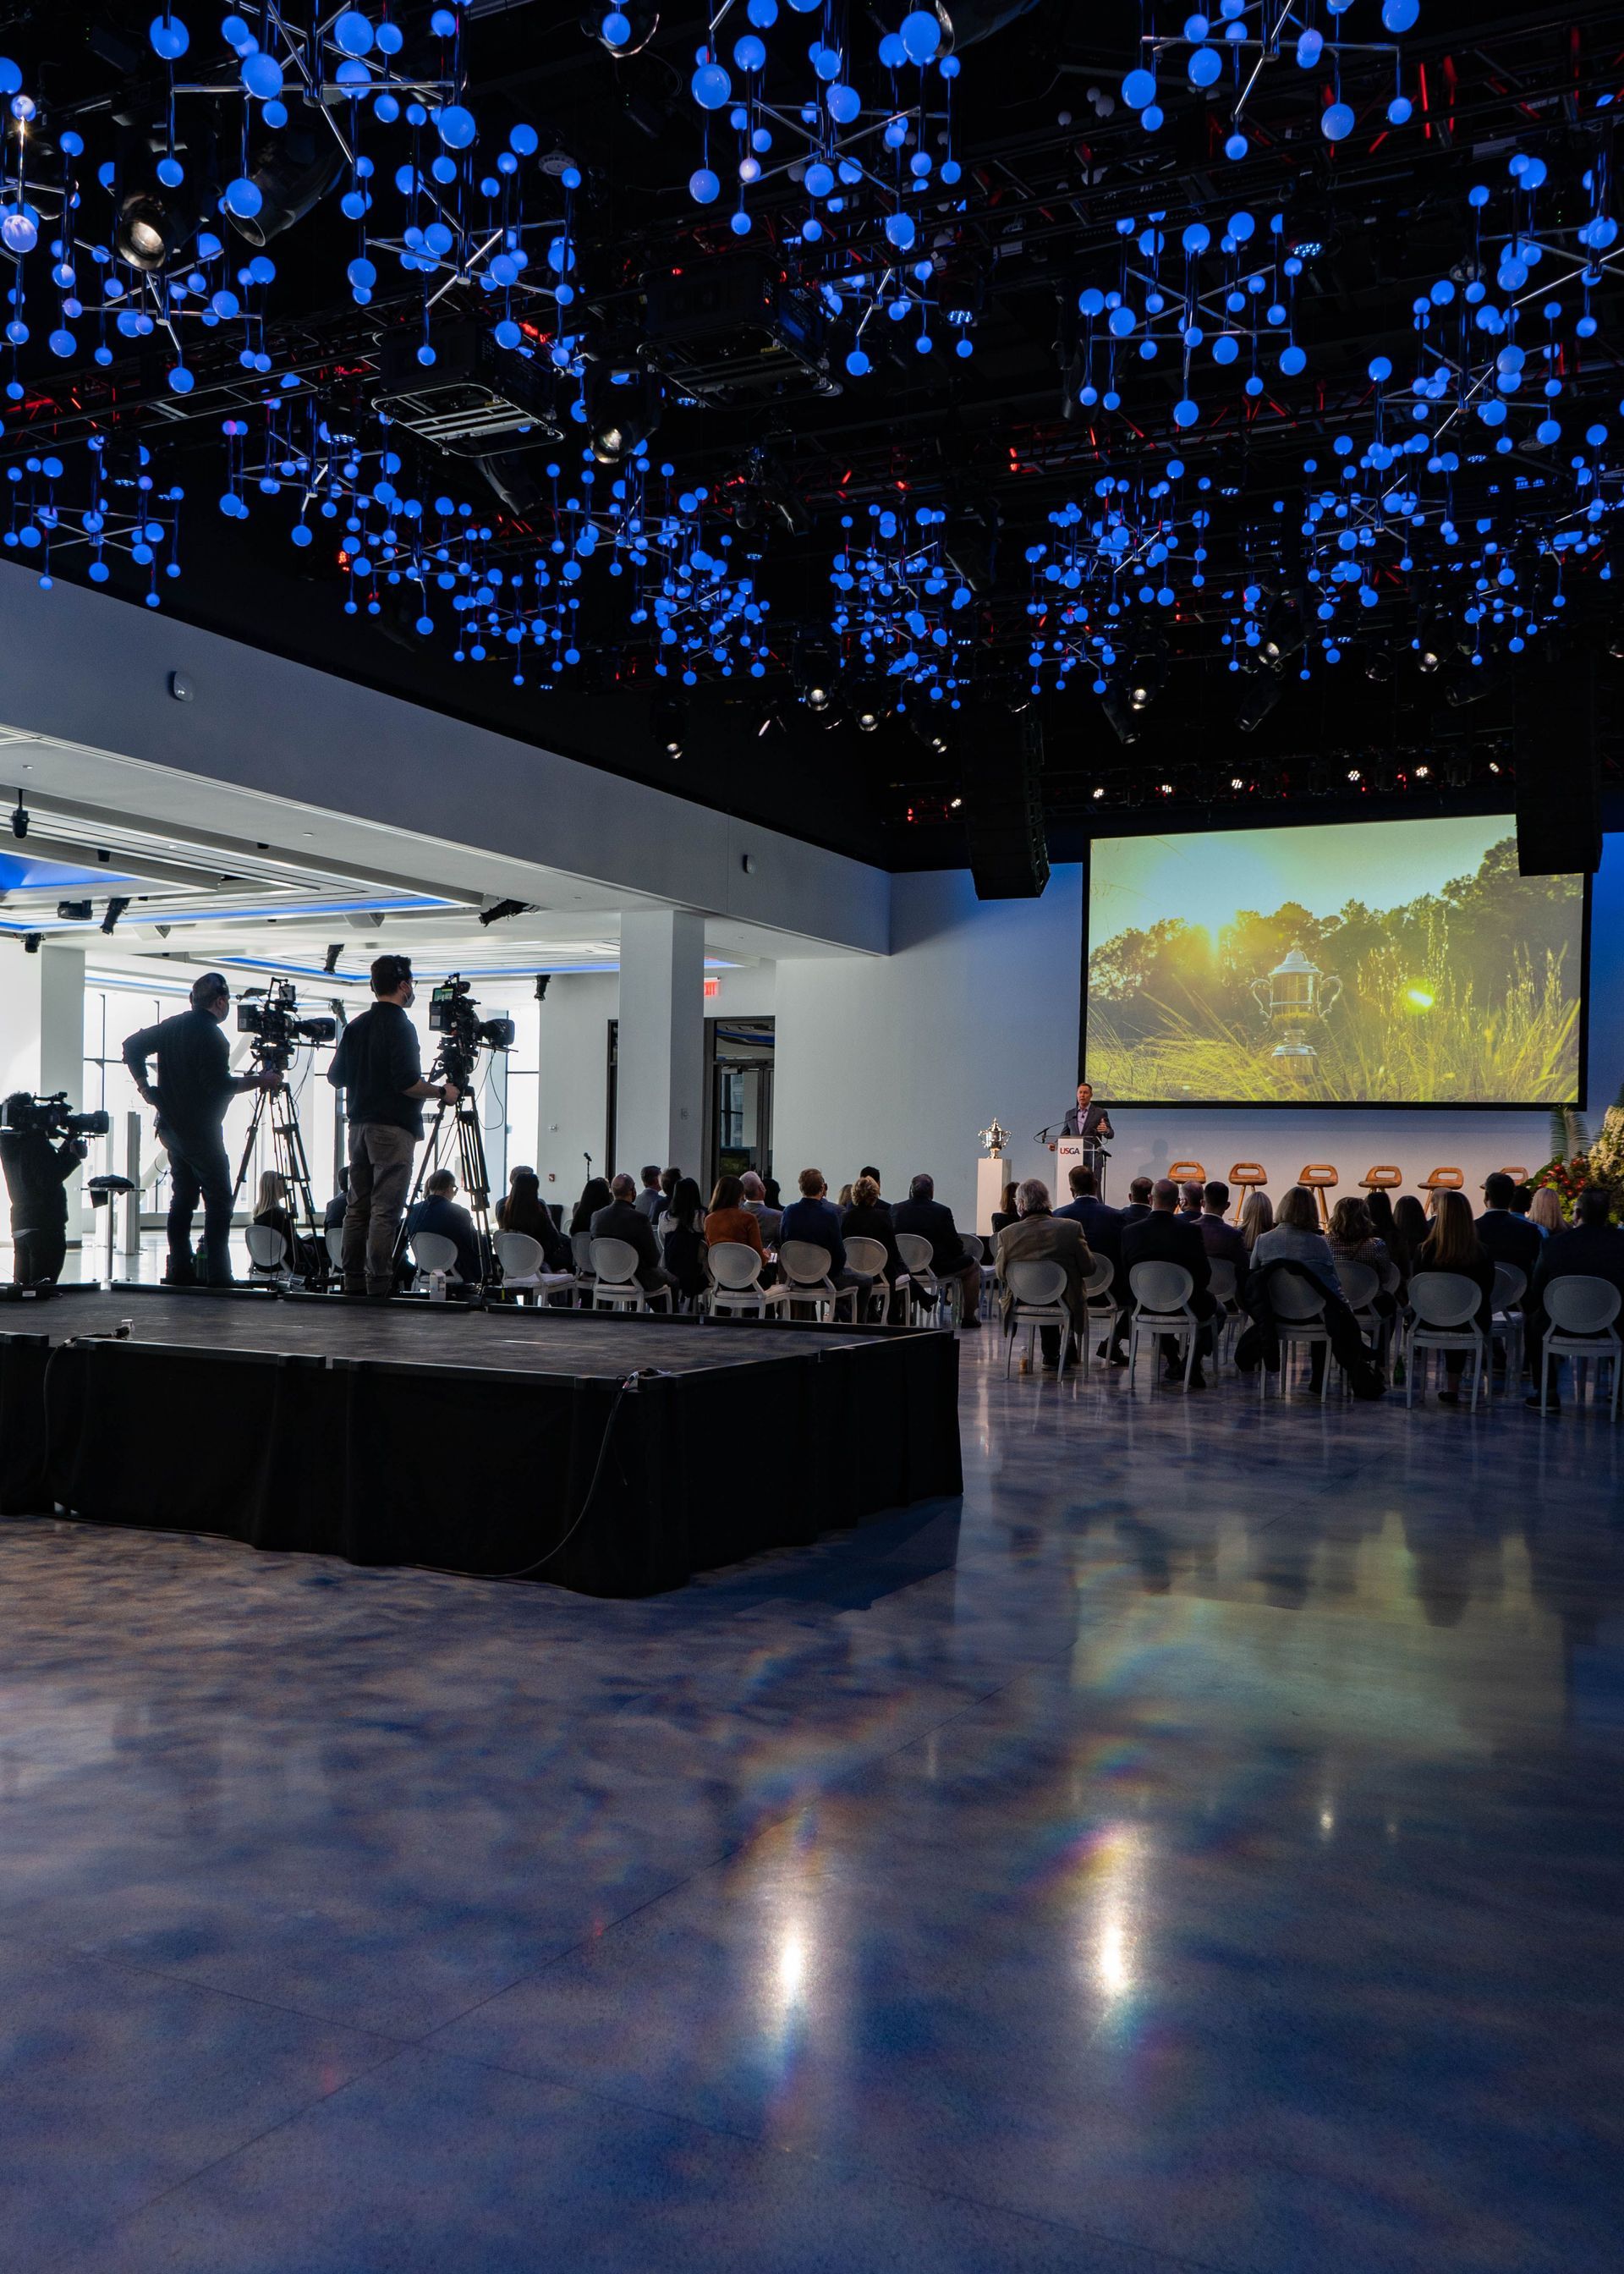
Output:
top-left (0, 1328), bottom-right (1620, 2271)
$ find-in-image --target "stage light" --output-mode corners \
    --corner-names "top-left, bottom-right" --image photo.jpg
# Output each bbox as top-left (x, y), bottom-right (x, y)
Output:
top-left (1347, 767), bottom-right (1362, 783)
top-left (651, 699), bottom-right (686, 756)
top-left (1364, 650), bottom-right (1395, 683)
top-left (100, 896), bottom-right (131, 935)
top-left (222, 128), bottom-right (346, 249)
top-left (590, 374), bottom-right (662, 465)
top-left (56, 900), bottom-right (92, 921)
top-left (1610, 632), bottom-right (1624, 660)
top-left (1100, 684), bottom-right (1141, 744)
top-left (858, 711), bottom-right (880, 733)
top-left (805, 684), bottom-right (830, 710)
top-left (1413, 764), bottom-right (1430, 779)
top-left (1235, 674), bottom-right (1282, 733)
top-left (1230, 776), bottom-right (1245, 790)
top-left (535, 974), bottom-right (551, 1002)
top-left (1417, 646), bottom-right (1441, 673)
top-left (23, 932), bottom-right (41, 954)
top-left (950, 795), bottom-right (963, 810)
top-left (1091, 785), bottom-right (1106, 799)
top-left (115, 184), bottom-right (200, 272)
top-left (11, 798), bottom-right (28, 839)
top-left (478, 898), bottom-right (537, 926)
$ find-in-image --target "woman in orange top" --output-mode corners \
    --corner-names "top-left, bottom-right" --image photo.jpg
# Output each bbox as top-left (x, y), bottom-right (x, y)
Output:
top-left (704, 1173), bottom-right (765, 1258)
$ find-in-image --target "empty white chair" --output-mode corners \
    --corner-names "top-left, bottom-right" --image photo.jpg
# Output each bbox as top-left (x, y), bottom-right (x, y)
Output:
top-left (1002, 1258), bottom-right (1074, 1378)
top-left (570, 1228), bottom-right (598, 1308)
top-left (1127, 1261), bottom-right (1199, 1391)
top-left (244, 1222), bottom-right (293, 1284)
top-left (1206, 1256), bottom-right (1240, 1365)
top-left (896, 1231), bottom-right (955, 1324)
top-left (325, 1223), bottom-right (344, 1273)
top-left (705, 1240), bottom-right (789, 1321)
top-left (590, 1234), bottom-right (670, 1313)
top-left (1490, 1261), bottom-right (1528, 1384)
top-left (493, 1230), bottom-right (575, 1308)
top-left (1266, 1272), bottom-right (1332, 1402)
top-left (1404, 1270), bottom-right (1490, 1410)
top-left (410, 1228), bottom-right (459, 1300)
top-left (1538, 1275), bottom-right (1622, 1419)
top-left (778, 1239), bottom-right (859, 1323)
top-left (1082, 1252), bottom-right (1116, 1354)
top-left (843, 1233), bottom-right (903, 1321)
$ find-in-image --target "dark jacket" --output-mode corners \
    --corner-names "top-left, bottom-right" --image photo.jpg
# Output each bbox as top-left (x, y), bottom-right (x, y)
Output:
top-left (327, 1002), bottom-right (425, 1138)
top-left (1056, 1195), bottom-right (1122, 1262)
top-left (1117, 1201), bottom-right (1153, 1228)
top-left (322, 1193), bottom-right (347, 1231)
top-left (659, 1220), bottom-right (709, 1299)
top-left (1062, 1101), bottom-right (1111, 1137)
top-left (406, 1193), bottom-right (482, 1286)
top-left (841, 1200), bottom-right (907, 1288)
top-left (1199, 1213), bottom-right (1251, 1274)
top-left (123, 1008), bottom-right (235, 1142)
top-left (1237, 1256), bottom-right (1386, 1397)
top-left (0, 1129), bottom-right (81, 1231)
top-left (777, 1195), bottom-right (848, 1275)
top-left (892, 1196), bottom-right (970, 1275)
top-left (496, 1195), bottom-right (573, 1272)
top-left (1121, 1211), bottom-right (1212, 1305)
top-left (590, 1197), bottom-right (671, 1289)
top-left (1529, 1222), bottom-right (1624, 1307)
top-left (1474, 1208), bottom-right (1544, 1283)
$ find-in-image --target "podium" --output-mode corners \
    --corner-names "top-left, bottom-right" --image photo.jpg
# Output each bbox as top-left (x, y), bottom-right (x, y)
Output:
top-left (1056, 1134), bottom-right (1111, 1202)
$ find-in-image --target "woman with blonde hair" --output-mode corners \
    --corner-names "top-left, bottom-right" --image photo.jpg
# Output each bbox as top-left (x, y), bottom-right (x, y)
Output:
top-left (1528, 1185), bottom-right (1565, 1235)
top-left (1413, 1189), bottom-right (1495, 1404)
top-left (1237, 1186), bottom-right (1274, 1250)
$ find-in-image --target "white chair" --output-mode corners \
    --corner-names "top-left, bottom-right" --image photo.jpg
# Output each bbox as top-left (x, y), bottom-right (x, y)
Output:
top-left (1127, 1261), bottom-right (1199, 1391)
top-left (493, 1230), bottom-right (575, 1307)
top-left (325, 1223), bottom-right (344, 1274)
top-left (244, 1222), bottom-right (294, 1285)
top-left (705, 1240), bottom-right (789, 1321)
top-left (1404, 1270), bottom-right (1490, 1409)
top-left (778, 1239), bottom-right (859, 1323)
top-left (1490, 1262), bottom-right (1528, 1384)
top-left (1538, 1276), bottom-right (1622, 1418)
top-left (570, 1228), bottom-right (598, 1308)
top-left (971, 1233), bottom-right (997, 1317)
top-left (410, 1228), bottom-right (459, 1301)
top-left (843, 1234), bottom-right (904, 1322)
top-left (1082, 1252), bottom-right (1117, 1356)
top-left (1266, 1272), bottom-right (1332, 1401)
top-left (896, 1231), bottom-right (956, 1324)
top-left (1334, 1258), bottom-right (1387, 1377)
top-left (590, 1234), bottom-right (671, 1313)
top-left (1206, 1256), bottom-right (1240, 1365)
top-left (1002, 1258), bottom-right (1075, 1378)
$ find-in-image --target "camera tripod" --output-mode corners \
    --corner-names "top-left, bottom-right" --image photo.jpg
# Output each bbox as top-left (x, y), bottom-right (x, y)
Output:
top-left (395, 1077), bottom-right (497, 1288)
top-left (229, 1064), bottom-right (326, 1286)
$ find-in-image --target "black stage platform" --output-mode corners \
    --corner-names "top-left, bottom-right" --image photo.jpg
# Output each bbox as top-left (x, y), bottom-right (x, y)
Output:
top-left (0, 1288), bottom-right (962, 1596)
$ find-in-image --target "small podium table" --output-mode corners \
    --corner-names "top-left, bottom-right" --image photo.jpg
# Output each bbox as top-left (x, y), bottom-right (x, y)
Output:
top-left (1055, 1134), bottom-right (1111, 1202)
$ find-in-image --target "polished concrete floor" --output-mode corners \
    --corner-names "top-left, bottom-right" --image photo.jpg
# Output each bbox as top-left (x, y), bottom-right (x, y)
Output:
top-left (1, 1331), bottom-right (1620, 2273)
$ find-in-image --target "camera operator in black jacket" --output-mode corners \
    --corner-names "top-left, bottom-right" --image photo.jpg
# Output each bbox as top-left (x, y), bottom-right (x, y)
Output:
top-left (0, 1104), bottom-right (86, 1286)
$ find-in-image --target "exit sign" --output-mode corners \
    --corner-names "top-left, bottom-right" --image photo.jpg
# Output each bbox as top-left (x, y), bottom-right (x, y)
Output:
top-left (703, 976), bottom-right (720, 999)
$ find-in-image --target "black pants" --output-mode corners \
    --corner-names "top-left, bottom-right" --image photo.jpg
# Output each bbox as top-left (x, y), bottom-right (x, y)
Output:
top-left (163, 1125), bottom-right (234, 1286)
top-left (11, 1220), bottom-right (66, 1288)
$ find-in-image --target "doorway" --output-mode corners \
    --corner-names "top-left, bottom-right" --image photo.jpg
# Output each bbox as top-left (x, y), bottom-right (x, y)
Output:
top-left (706, 1017), bottom-right (774, 1192)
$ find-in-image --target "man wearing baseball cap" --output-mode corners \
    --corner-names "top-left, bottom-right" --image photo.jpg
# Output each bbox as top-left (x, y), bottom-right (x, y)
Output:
top-left (123, 972), bottom-right (282, 1287)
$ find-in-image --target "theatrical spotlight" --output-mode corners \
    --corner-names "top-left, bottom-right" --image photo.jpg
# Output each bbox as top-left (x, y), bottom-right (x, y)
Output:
top-left (1235, 673), bottom-right (1283, 733)
top-left (100, 896), bottom-right (132, 936)
top-left (478, 898), bottom-right (539, 926)
top-left (321, 942), bottom-right (343, 976)
top-left (224, 127), bottom-right (347, 250)
top-left (535, 974), bottom-right (551, 1002)
top-left (858, 709), bottom-right (881, 733)
top-left (590, 372), bottom-right (662, 466)
top-left (1126, 650), bottom-right (1166, 711)
top-left (651, 700), bottom-right (686, 757)
top-left (1363, 649), bottom-right (1396, 684)
top-left (115, 182), bottom-right (200, 272)
top-left (1445, 662), bottom-right (1504, 708)
top-left (1417, 643), bottom-right (1442, 673)
top-left (1100, 684), bottom-right (1143, 745)
top-left (10, 796), bottom-right (28, 840)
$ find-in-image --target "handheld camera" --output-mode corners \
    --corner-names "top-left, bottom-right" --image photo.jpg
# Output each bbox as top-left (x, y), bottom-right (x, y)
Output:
top-left (2, 1090), bottom-right (111, 1142)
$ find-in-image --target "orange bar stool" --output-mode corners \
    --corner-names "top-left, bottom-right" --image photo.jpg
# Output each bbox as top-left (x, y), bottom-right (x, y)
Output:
top-left (1168, 1159), bottom-right (1205, 1184)
top-left (1228, 1162), bottom-right (1267, 1222)
top-left (1359, 1165), bottom-right (1403, 1193)
top-left (1298, 1162), bottom-right (1339, 1228)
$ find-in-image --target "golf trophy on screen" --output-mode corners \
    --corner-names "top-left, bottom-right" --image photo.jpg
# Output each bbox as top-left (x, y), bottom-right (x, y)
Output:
top-left (1250, 944), bottom-right (1343, 1074)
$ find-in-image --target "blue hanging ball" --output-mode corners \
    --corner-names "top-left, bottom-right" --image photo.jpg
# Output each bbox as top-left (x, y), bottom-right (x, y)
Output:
top-left (290, 523), bottom-right (312, 548)
top-left (1321, 102), bottom-right (1354, 141)
top-left (48, 328), bottom-right (76, 359)
top-left (749, 0), bottom-right (778, 22)
top-left (730, 208), bottom-right (752, 235)
top-left (1387, 94), bottom-right (1413, 124)
top-left (333, 8), bottom-right (374, 56)
top-left (689, 166), bottom-right (721, 206)
top-left (878, 32), bottom-right (906, 68)
top-left (224, 177), bottom-right (263, 218)
top-left (1184, 12), bottom-right (1210, 36)
top-left (494, 319), bottom-right (521, 349)
top-left (1295, 28), bottom-right (1323, 68)
top-left (242, 52), bottom-right (283, 100)
top-left (436, 105), bottom-right (476, 150)
top-left (901, 9), bottom-right (941, 62)
top-left (169, 364), bottom-right (195, 393)
top-left (348, 255), bottom-right (377, 291)
top-left (376, 21), bottom-right (403, 55)
top-left (0, 57), bottom-right (21, 95)
top-left (1212, 333), bottom-right (1238, 364)
top-left (1225, 131), bottom-right (1247, 160)
top-left (804, 160), bottom-right (834, 198)
top-left (1172, 398), bottom-right (1199, 427)
top-left (1382, 0), bottom-right (1418, 30)
top-left (733, 33), bottom-right (765, 70)
top-left (431, 8), bottom-right (458, 34)
top-left (1122, 68), bottom-right (1156, 110)
top-left (1142, 104), bottom-right (1164, 131)
top-left (157, 155), bottom-right (185, 188)
top-left (828, 82), bottom-right (860, 123)
top-left (691, 61), bottom-right (732, 109)
top-left (1279, 343), bottom-right (1306, 376)
top-left (886, 210), bottom-right (916, 248)
top-left (1190, 47), bottom-right (1221, 88)
top-left (601, 9), bottom-right (632, 43)
top-left (417, 343), bottom-right (437, 367)
top-left (149, 15), bottom-right (189, 63)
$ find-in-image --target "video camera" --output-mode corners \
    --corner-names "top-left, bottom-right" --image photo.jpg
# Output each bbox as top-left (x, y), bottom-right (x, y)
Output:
top-left (1, 1090), bottom-right (111, 1142)
top-left (428, 975), bottom-right (516, 1087)
top-left (237, 979), bottom-right (338, 1069)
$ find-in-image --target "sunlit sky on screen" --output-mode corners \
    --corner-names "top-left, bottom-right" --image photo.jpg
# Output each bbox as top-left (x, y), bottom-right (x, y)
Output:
top-left (1089, 815), bottom-right (1517, 941)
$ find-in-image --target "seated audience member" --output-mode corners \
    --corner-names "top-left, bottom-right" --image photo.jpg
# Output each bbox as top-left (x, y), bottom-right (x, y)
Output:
top-left (1056, 1164), bottom-right (1122, 1261)
top-left (1510, 1182), bottom-right (1535, 1219)
top-left (1412, 1189), bottom-right (1495, 1406)
top-left (1199, 1182), bottom-right (1250, 1275)
top-left (1524, 1185), bottom-right (1624, 1413)
top-left (322, 1167), bottom-right (348, 1231)
top-left (656, 1165), bottom-right (681, 1223)
top-left (1237, 1188), bottom-right (1274, 1250)
top-left (990, 1178), bottom-right (1021, 1237)
top-left (1365, 1188), bottom-right (1406, 1280)
top-left (1528, 1185), bottom-right (1566, 1237)
top-left (1254, 1184), bottom-right (1336, 1276)
top-left (1177, 1180), bottom-right (1205, 1222)
top-left (497, 1166), bottom-right (573, 1273)
top-left (570, 1178), bottom-right (612, 1237)
top-left (1122, 1177), bottom-right (1216, 1387)
top-left (634, 1164), bottom-right (665, 1220)
top-left (762, 1176), bottom-right (782, 1211)
top-left (1393, 1193), bottom-right (1431, 1261)
top-left (1476, 1171), bottom-right (1543, 1280)
top-left (251, 1170), bottom-right (304, 1273)
top-left (995, 1176), bottom-right (1091, 1368)
top-left (1119, 1176), bottom-right (1155, 1227)
top-left (739, 1169), bottom-right (782, 1244)
top-left (859, 1166), bottom-right (883, 1195)
top-left (836, 1182), bottom-right (855, 1214)
top-left (658, 1176), bottom-right (710, 1302)
top-left (892, 1172), bottom-right (982, 1328)
top-left (702, 1173), bottom-right (766, 1261)
top-left (842, 1173), bottom-right (908, 1317)
top-left (1328, 1194), bottom-right (1398, 1294)
top-left (407, 1167), bottom-right (483, 1290)
top-left (590, 1171), bottom-right (678, 1296)
top-left (777, 1167), bottom-right (870, 1302)
top-left (1239, 1184), bottom-right (1385, 1398)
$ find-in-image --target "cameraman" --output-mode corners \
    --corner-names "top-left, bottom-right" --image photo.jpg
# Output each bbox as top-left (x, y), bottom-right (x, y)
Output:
top-left (123, 972), bottom-right (281, 1288)
top-left (0, 1101), bottom-right (86, 1287)
top-left (326, 954), bottom-right (458, 1296)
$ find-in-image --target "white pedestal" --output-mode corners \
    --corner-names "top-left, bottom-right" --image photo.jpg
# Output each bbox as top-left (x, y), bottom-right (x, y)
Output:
top-left (975, 1156), bottom-right (1007, 1238)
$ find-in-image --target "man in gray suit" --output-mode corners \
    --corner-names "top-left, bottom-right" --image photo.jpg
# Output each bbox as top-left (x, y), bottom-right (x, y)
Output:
top-left (995, 1176), bottom-right (1092, 1368)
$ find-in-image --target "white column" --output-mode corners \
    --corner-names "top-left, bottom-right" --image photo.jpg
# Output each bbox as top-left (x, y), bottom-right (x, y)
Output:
top-left (615, 908), bottom-right (705, 1179)
top-left (0, 942), bottom-right (85, 1102)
